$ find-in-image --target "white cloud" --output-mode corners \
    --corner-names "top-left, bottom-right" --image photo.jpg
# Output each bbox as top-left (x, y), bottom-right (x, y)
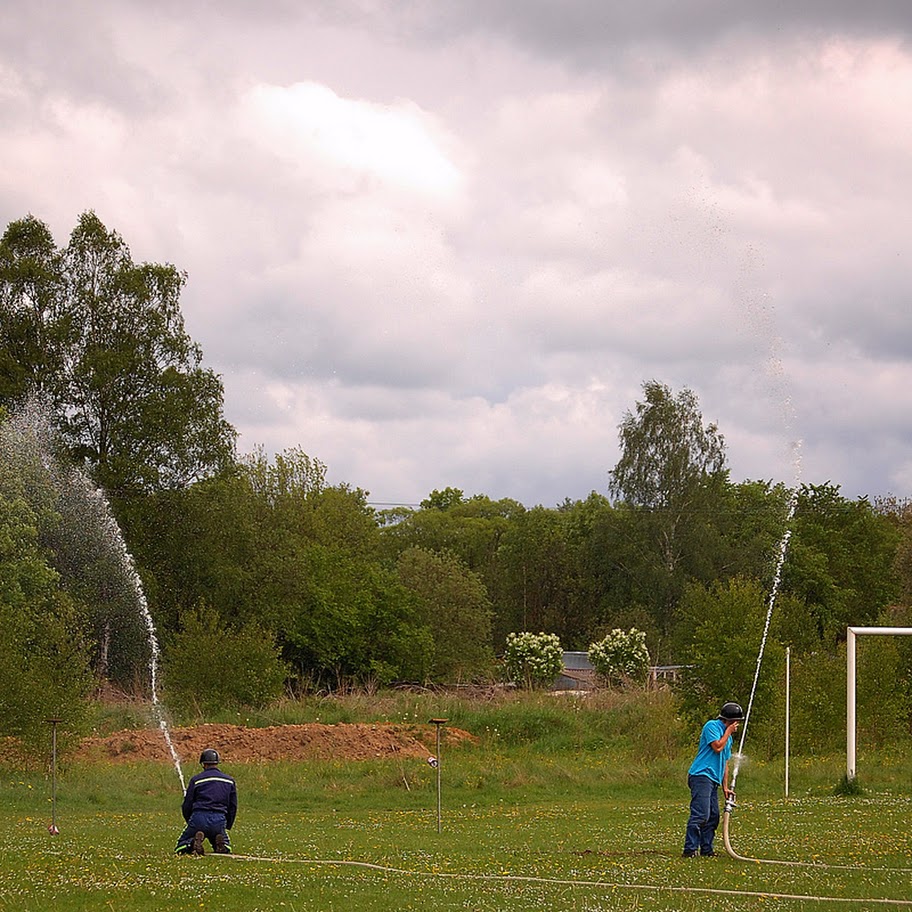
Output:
top-left (240, 81), bottom-right (465, 199)
top-left (3, 4), bottom-right (912, 505)
top-left (226, 374), bottom-right (624, 506)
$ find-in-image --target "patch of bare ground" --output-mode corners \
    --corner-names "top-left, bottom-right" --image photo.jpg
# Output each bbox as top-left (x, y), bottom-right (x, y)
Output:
top-left (74, 722), bottom-right (476, 764)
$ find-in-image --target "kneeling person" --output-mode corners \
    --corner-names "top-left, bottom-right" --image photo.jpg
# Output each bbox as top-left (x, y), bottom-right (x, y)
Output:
top-left (175, 748), bottom-right (237, 856)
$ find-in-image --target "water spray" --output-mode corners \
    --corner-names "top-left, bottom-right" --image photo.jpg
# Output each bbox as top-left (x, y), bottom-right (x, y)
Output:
top-left (2, 404), bottom-right (186, 792)
top-left (724, 450), bottom-right (800, 861)
top-left (77, 478), bottom-right (186, 793)
top-left (730, 500), bottom-right (795, 790)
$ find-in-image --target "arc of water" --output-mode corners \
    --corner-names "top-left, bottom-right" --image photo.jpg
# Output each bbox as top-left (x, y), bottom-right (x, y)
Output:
top-left (3, 402), bottom-right (186, 791)
top-left (731, 441), bottom-right (802, 788)
top-left (138, 578), bottom-right (187, 793)
top-left (83, 482), bottom-right (187, 793)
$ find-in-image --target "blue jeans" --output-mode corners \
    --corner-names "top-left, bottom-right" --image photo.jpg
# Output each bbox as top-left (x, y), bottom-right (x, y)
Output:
top-left (175, 810), bottom-right (231, 854)
top-left (684, 774), bottom-right (720, 855)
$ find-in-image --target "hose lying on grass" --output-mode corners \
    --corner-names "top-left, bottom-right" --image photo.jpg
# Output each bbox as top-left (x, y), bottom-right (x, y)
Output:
top-left (211, 851), bottom-right (912, 907)
top-left (722, 793), bottom-right (912, 873)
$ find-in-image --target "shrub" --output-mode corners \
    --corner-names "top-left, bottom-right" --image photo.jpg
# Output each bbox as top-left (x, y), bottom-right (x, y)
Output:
top-left (674, 577), bottom-right (783, 732)
top-left (164, 605), bottom-right (288, 717)
top-left (503, 631), bottom-right (563, 690)
top-left (588, 628), bottom-right (650, 686)
top-left (0, 493), bottom-right (92, 757)
top-left (396, 547), bottom-right (494, 682)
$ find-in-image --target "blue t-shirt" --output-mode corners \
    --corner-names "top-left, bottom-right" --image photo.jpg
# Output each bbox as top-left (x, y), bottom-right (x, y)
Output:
top-left (687, 719), bottom-right (731, 784)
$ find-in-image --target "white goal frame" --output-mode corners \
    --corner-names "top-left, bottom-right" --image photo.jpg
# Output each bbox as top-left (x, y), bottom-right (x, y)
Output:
top-left (846, 626), bottom-right (912, 781)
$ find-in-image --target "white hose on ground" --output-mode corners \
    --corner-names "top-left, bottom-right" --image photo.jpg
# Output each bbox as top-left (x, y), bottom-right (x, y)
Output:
top-left (722, 800), bottom-right (912, 872)
top-left (211, 852), bottom-right (912, 906)
top-left (722, 804), bottom-right (765, 864)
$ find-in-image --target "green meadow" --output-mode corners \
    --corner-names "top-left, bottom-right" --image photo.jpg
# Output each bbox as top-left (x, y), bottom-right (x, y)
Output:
top-left (2, 693), bottom-right (911, 911)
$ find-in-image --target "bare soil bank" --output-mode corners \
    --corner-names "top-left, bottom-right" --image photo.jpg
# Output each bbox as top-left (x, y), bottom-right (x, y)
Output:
top-left (74, 722), bottom-right (476, 764)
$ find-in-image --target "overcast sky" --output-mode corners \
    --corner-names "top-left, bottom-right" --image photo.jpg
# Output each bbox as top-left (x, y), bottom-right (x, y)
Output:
top-left (3, 1), bottom-right (911, 507)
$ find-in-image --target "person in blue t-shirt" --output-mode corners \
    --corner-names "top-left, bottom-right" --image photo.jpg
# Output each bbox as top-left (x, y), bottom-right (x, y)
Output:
top-left (175, 748), bottom-right (238, 856)
top-left (682, 702), bottom-right (744, 858)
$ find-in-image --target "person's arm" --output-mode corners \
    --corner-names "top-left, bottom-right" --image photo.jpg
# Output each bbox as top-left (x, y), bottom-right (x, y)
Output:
top-left (226, 784), bottom-right (237, 830)
top-left (710, 721), bottom-right (739, 753)
top-left (722, 761), bottom-right (733, 798)
top-left (181, 783), bottom-right (194, 822)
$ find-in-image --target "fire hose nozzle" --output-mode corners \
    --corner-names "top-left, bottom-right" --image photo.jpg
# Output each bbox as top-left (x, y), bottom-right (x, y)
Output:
top-left (724, 792), bottom-right (737, 815)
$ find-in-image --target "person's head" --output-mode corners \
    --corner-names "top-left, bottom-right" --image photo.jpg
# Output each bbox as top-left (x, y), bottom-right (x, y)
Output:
top-left (719, 702), bottom-right (744, 723)
top-left (199, 748), bottom-right (221, 768)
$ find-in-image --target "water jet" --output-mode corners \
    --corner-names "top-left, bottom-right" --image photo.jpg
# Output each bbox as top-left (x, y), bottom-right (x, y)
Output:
top-left (0, 402), bottom-right (185, 791)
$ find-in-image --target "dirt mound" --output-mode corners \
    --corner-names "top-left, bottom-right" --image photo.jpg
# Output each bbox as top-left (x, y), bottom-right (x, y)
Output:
top-left (76, 722), bottom-right (476, 764)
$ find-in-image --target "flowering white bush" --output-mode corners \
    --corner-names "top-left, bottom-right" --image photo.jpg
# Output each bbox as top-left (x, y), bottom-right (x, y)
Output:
top-left (588, 628), bottom-right (650, 687)
top-left (503, 631), bottom-right (563, 690)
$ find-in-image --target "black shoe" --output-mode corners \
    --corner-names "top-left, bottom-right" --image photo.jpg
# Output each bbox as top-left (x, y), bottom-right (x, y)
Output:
top-left (682, 850), bottom-right (697, 858)
top-left (701, 850), bottom-right (716, 857)
top-left (215, 833), bottom-right (230, 854)
top-left (192, 831), bottom-right (205, 856)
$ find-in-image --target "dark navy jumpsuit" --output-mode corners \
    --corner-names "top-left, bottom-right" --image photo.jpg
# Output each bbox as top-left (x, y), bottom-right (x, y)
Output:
top-left (175, 765), bottom-right (237, 854)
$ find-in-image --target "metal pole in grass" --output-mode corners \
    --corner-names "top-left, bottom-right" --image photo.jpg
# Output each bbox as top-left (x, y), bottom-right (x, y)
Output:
top-left (784, 647), bottom-right (790, 799)
top-left (46, 718), bottom-right (62, 835)
top-left (429, 719), bottom-right (447, 833)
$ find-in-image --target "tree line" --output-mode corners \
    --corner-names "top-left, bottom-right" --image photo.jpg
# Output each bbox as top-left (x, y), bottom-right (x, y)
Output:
top-left (2, 213), bottom-right (911, 755)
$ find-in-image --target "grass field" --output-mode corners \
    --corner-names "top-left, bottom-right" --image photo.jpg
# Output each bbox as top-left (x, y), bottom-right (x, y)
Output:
top-left (2, 744), bottom-right (911, 912)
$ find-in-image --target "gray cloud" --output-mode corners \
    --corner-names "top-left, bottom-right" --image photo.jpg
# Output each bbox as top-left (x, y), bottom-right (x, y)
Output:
top-left (401, 0), bottom-right (912, 61)
top-left (2, 2), bottom-right (911, 506)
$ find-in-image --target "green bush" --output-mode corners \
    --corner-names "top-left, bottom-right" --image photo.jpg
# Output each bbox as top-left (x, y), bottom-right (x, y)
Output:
top-left (782, 630), bottom-right (911, 757)
top-left (396, 547), bottom-right (494, 682)
top-left (503, 631), bottom-right (563, 690)
top-left (855, 612), bottom-right (912, 750)
top-left (674, 577), bottom-right (783, 736)
top-left (0, 492), bottom-right (92, 757)
top-left (164, 606), bottom-right (288, 717)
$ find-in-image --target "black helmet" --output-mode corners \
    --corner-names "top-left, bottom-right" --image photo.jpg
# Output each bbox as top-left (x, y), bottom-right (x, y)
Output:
top-left (719, 702), bottom-right (744, 721)
top-left (199, 748), bottom-right (221, 765)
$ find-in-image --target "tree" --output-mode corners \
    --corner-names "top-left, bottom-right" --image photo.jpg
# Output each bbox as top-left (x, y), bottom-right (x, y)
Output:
top-left (280, 546), bottom-right (432, 686)
top-left (0, 484), bottom-right (92, 756)
top-left (421, 487), bottom-right (465, 511)
top-left (609, 381), bottom-right (728, 635)
top-left (1, 406), bottom-right (151, 688)
top-left (0, 212), bottom-right (236, 497)
top-left (610, 381), bottom-right (727, 552)
top-left (555, 492), bottom-right (618, 649)
top-left (877, 496), bottom-right (912, 606)
top-left (494, 506), bottom-right (574, 645)
top-left (130, 448), bottom-right (433, 688)
top-left (674, 577), bottom-right (784, 749)
top-left (785, 484), bottom-right (901, 642)
top-left (396, 547), bottom-right (493, 681)
top-left (383, 493), bottom-right (524, 570)
top-left (381, 493), bottom-right (524, 641)
top-left (0, 215), bottom-right (65, 406)
top-left (709, 479), bottom-right (795, 584)
top-left (573, 496), bottom-right (664, 654)
top-left (118, 472), bottom-right (258, 634)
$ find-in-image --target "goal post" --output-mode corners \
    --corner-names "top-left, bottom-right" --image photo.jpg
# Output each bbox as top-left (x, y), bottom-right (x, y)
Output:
top-left (846, 626), bottom-right (912, 781)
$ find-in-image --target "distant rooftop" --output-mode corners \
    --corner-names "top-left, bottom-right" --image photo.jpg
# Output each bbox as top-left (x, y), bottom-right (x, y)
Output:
top-left (554, 652), bottom-right (686, 691)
